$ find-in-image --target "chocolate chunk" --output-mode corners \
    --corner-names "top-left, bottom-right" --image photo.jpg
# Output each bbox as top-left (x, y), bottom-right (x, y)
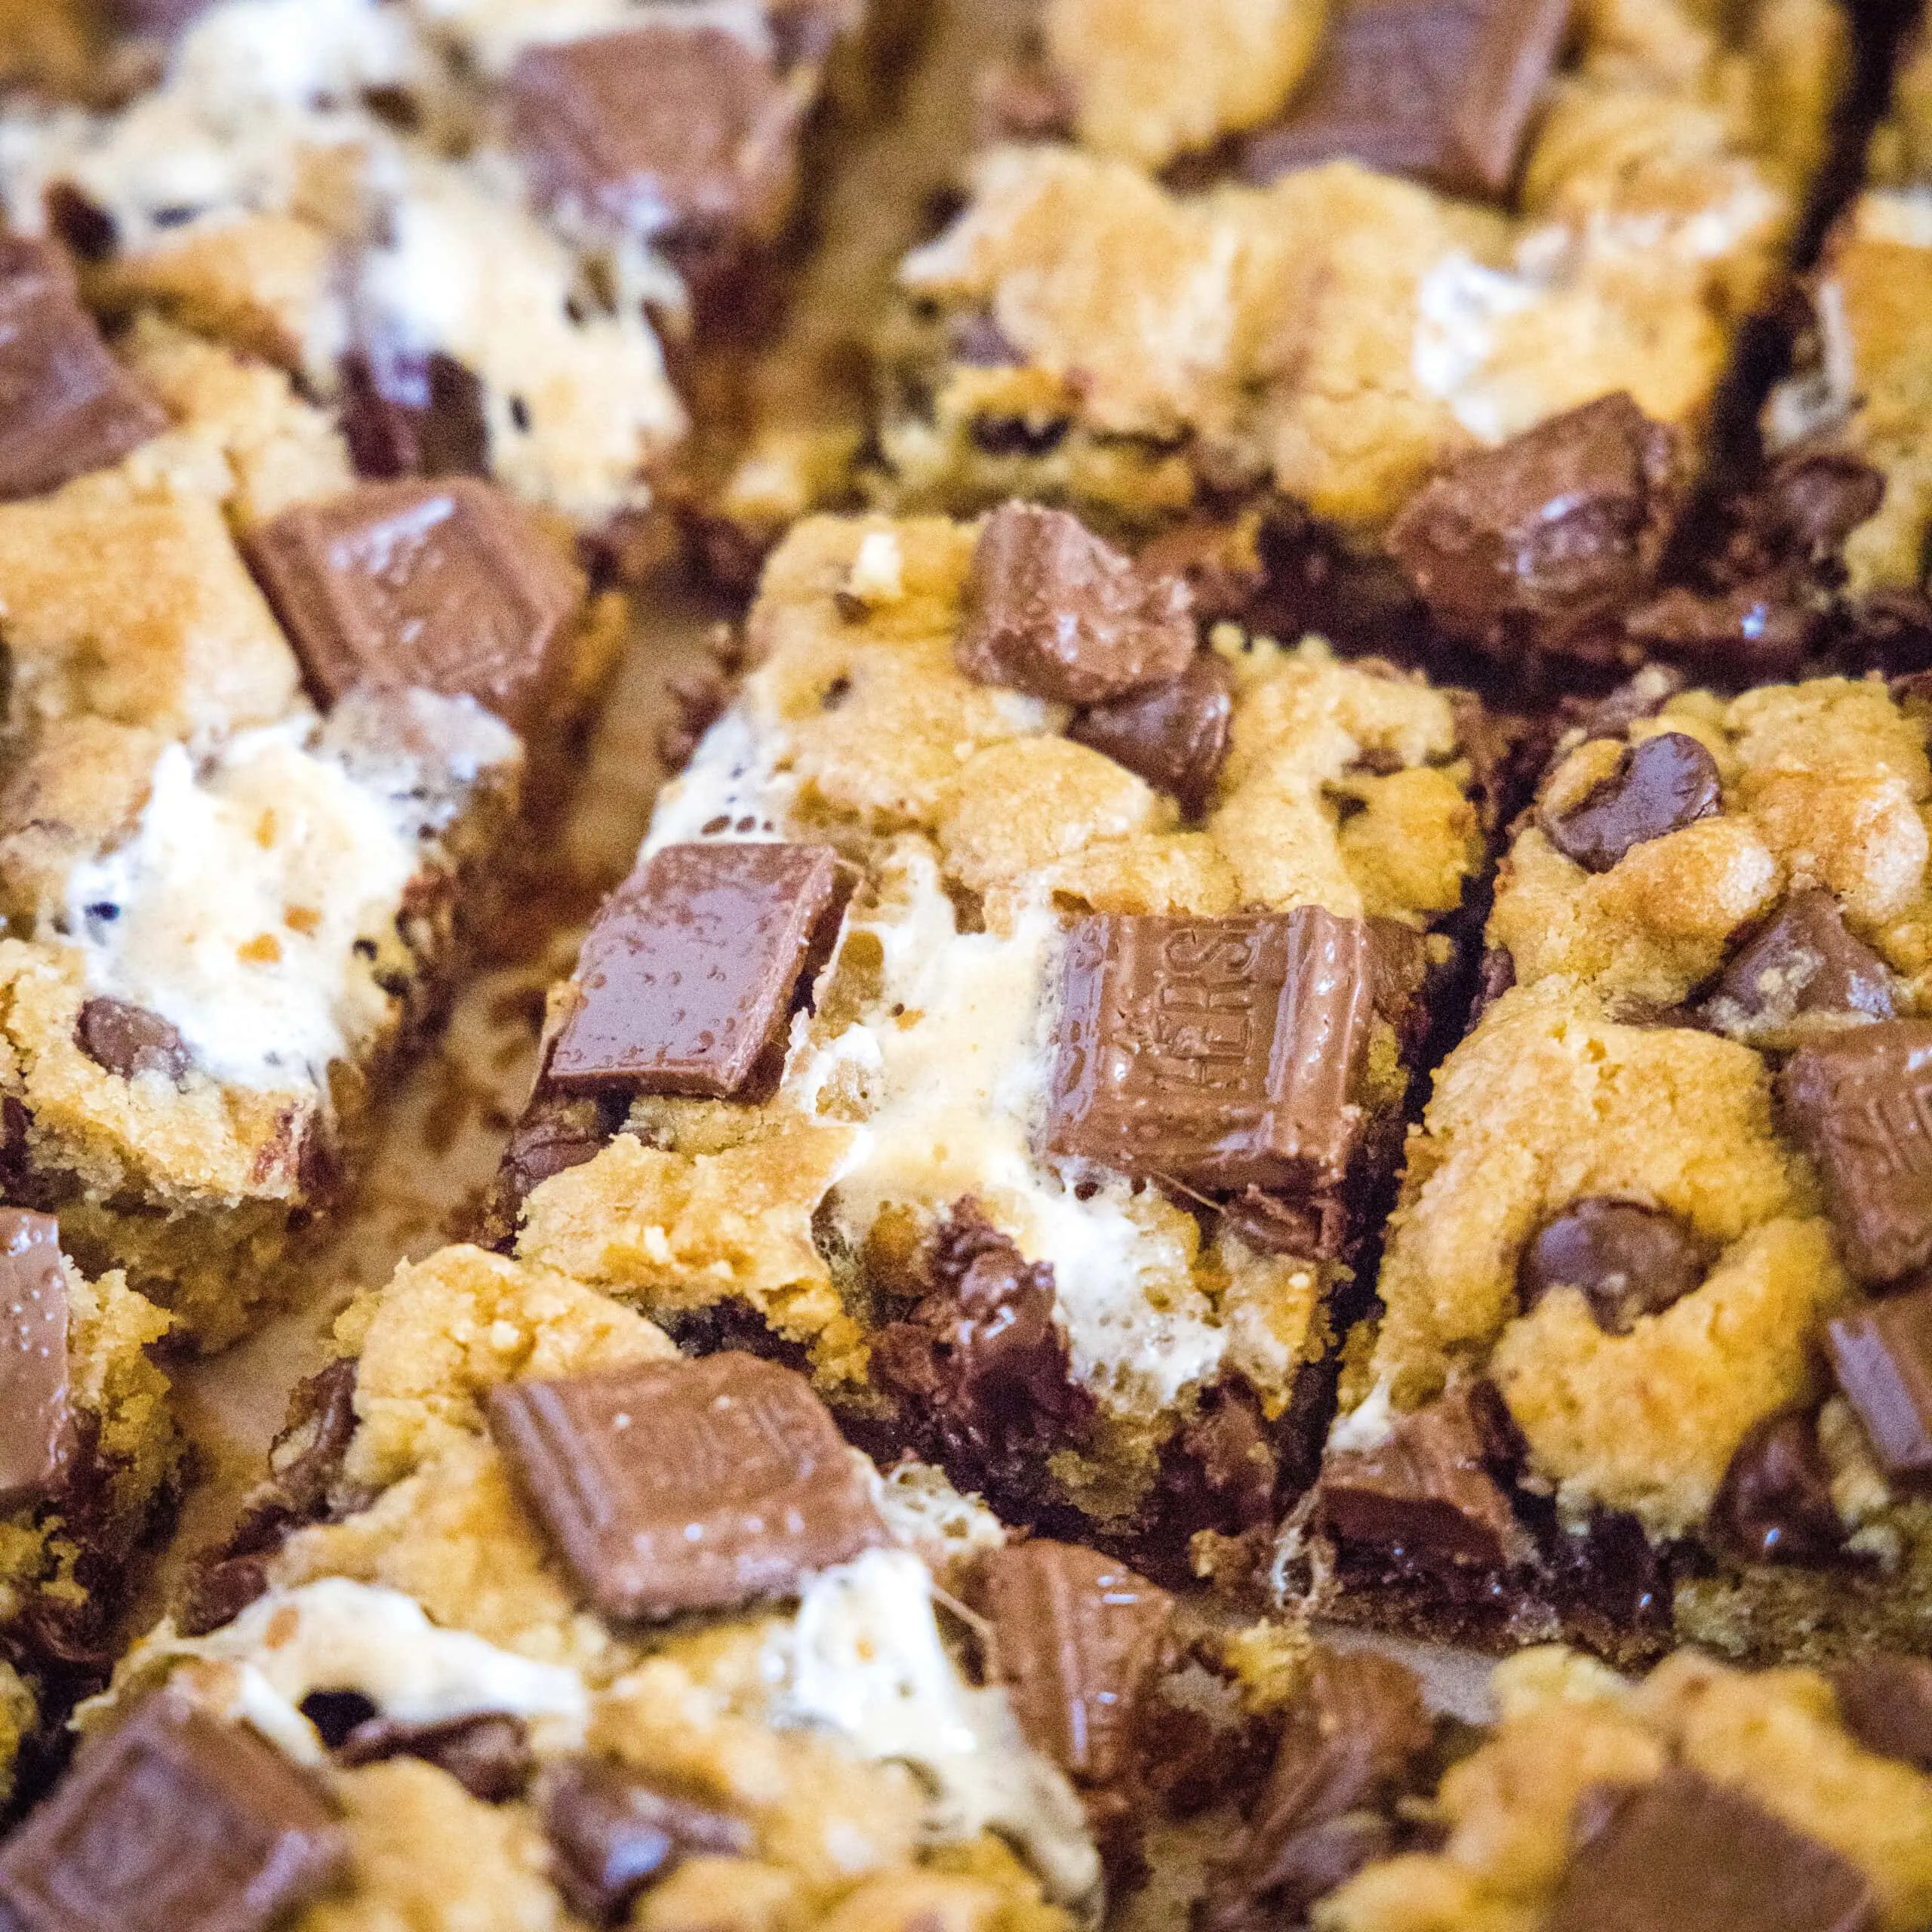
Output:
top-left (487, 1352), bottom-right (886, 1621)
top-left (1044, 906), bottom-right (1376, 1195)
top-left (1539, 731), bottom-right (1722, 873)
top-left (340, 347), bottom-right (489, 483)
top-left (0, 238), bottom-right (167, 503)
top-left (1781, 1021), bottom-right (1932, 1284)
top-left (1218, 1187), bottom-right (1349, 1263)
top-left (968, 1541), bottom-right (1174, 1792)
top-left (1544, 1767), bottom-right (1875, 1932)
top-left (1828, 1654), bottom-right (1932, 1770)
top-left (1200, 1647), bottom-right (1431, 1932)
top-left (1754, 453), bottom-right (1886, 564)
top-left (336, 1712), bottom-right (534, 1803)
top-left (957, 503), bottom-right (1196, 706)
top-left (1068, 654), bottom-right (1233, 818)
top-left (541, 1758), bottom-right (751, 1925)
top-left (1703, 890), bottom-right (1895, 1044)
top-left (1517, 1198), bottom-right (1708, 1334)
top-left (1318, 1383), bottom-right (1531, 1572)
top-left (1826, 1281), bottom-right (1932, 1485)
top-left (1385, 395), bottom-right (1684, 656)
top-left (1136, 521), bottom-right (1266, 625)
top-left (1241, 0), bottom-right (1573, 198)
top-left (0, 1209), bottom-right (68, 1513)
top-left (1709, 1407), bottom-right (1844, 1566)
top-left (545, 843), bottom-right (852, 1101)
top-left (245, 478), bottom-right (584, 736)
top-left (75, 998), bottom-right (190, 1084)
top-left (1623, 581), bottom-right (1819, 681)
top-left (0, 1693), bottom-right (349, 1932)
top-left (509, 26), bottom-right (804, 251)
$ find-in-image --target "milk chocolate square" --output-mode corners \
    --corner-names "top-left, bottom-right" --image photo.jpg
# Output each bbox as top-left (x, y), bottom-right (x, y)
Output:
top-left (1826, 1282), bottom-right (1932, 1487)
top-left (245, 478), bottom-right (583, 736)
top-left (546, 841), bottom-right (852, 1100)
top-left (1044, 906), bottom-right (1376, 1194)
top-left (0, 238), bottom-right (167, 502)
top-left (0, 1208), bottom-right (69, 1512)
top-left (487, 1352), bottom-right (886, 1620)
top-left (0, 1694), bottom-right (348, 1932)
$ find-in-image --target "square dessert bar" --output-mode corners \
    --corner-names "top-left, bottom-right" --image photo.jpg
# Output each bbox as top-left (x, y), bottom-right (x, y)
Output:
top-left (485, 505), bottom-right (1500, 1583)
top-left (1297, 667), bottom-right (1932, 1665)
top-left (874, 0), bottom-right (1855, 680)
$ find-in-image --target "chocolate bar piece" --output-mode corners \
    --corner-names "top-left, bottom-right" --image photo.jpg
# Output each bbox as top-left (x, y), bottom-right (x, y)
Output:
top-left (0, 1209), bottom-right (69, 1513)
top-left (1825, 1284), bottom-right (1932, 1487)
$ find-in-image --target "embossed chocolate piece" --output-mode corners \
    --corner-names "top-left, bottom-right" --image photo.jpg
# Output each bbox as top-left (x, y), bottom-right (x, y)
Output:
top-left (335, 1712), bottom-right (534, 1803)
top-left (968, 1540), bottom-right (1174, 1791)
top-left (1044, 906), bottom-right (1375, 1194)
top-left (509, 26), bottom-right (804, 251)
top-left (0, 237), bottom-right (167, 502)
top-left (1543, 1767), bottom-right (1876, 1932)
top-left (1828, 1654), bottom-right (1932, 1771)
top-left (958, 503), bottom-right (1196, 706)
top-left (0, 1208), bottom-right (69, 1513)
top-left (1318, 1383), bottom-right (1531, 1571)
top-left (245, 479), bottom-right (584, 735)
top-left (1385, 395), bottom-right (1684, 656)
top-left (1068, 654), bottom-right (1234, 818)
top-left (0, 1693), bottom-right (349, 1932)
top-left (1780, 1022), bottom-right (1932, 1284)
top-left (1709, 1407), bottom-right (1844, 1566)
top-left (545, 842), bottom-right (853, 1100)
top-left (1826, 1281), bottom-right (1932, 1484)
top-left (1241, 0), bottom-right (1574, 198)
top-left (1705, 890), bottom-right (1895, 1043)
top-left (75, 998), bottom-right (190, 1084)
top-left (487, 1352), bottom-right (886, 1620)
top-left (1540, 731), bottom-right (1723, 874)
top-left (1517, 1198), bottom-right (1708, 1334)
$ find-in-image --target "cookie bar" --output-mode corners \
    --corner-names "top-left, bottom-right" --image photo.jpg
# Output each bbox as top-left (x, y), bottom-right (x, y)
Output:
top-left (0, 1208), bottom-right (179, 1812)
top-left (875, 0), bottom-right (1854, 681)
top-left (476, 505), bottom-right (1497, 1584)
top-left (1296, 668), bottom-right (1932, 1664)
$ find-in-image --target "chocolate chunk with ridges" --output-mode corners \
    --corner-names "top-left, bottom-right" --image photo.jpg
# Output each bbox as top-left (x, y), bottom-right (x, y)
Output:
top-left (487, 1352), bottom-right (885, 1621)
top-left (340, 347), bottom-right (489, 483)
top-left (0, 238), bottom-right (167, 502)
top-left (1319, 1383), bottom-right (1531, 1571)
top-left (75, 998), bottom-right (190, 1084)
top-left (0, 1209), bottom-right (68, 1513)
top-left (1544, 1767), bottom-right (1876, 1932)
top-left (1781, 1021), bottom-right (1932, 1284)
top-left (968, 1541), bottom-right (1174, 1792)
top-left (1241, 0), bottom-right (1573, 198)
top-left (541, 1757), bottom-right (751, 1925)
top-left (1709, 1406), bottom-right (1844, 1565)
top-left (0, 1693), bottom-right (349, 1932)
top-left (1540, 731), bottom-right (1722, 873)
top-left (958, 503), bottom-right (1196, 706)
top-left (1826, 1281), bottom-right (1932, 1485)
top-left (1044, 906), bottom-right (1376, 1195)
top-left (335, 1711), bottom-right (534, 1802)
top-left (1069, 654), bottom-right (1233, 818)
top-left (546, 842), bottom-right (852, 1101)
top-left (1704, 890), bottom-right (1895, 1044)
top-left (1385, 395), bottom-right (1684, 655)
top-left (1828, 1654), bottom-right (1932, 1770)
top-left (245, 478), bottom-right (584, 736)
top-left (1518, 1198), bottom-right (1708, 1335)
top-left (509, 26), bottom-right (804, 251)
top-left (1200, 1647), bottom-right (1432, 1932)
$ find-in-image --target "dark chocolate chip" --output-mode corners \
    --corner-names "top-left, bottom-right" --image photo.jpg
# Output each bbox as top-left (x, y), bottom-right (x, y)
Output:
top-left (245, 478), bottom-right (584, 736)
top-left (486, 1352), bottom-right (886, 1621)
top-left (75, 998), bottom-right (190, 1084)
top-left (1539, 731), bottom-right (1722, 873)
top-left (1781, 1020), bottom-right (1932, 1284)
top-left (1544, 1767), bottom-right (1875, 1932)
top-left (1826, 1279), bottom-right (1932, 1485)
top-left (957, 502), bottom-right (1196, 706)
top-left (1044, 906), bottom-right (1377, 1195)
top-left (0, 1208), bottom-right (69, 1513)
top-left (1827, 1654), bottom-right (1932, 1771)
top-left (950, 312), bottom-right (1026, 368)
top-left (1708, 1406), bottom-right (1844, 1566)
top-left (1068, 654), bottom-right (1233, 818)
top-left (1384, 394), bottom-right (1684, 657)
top-left (1517, 1197), bottom-right (1708, 1334)
top-left (1240, 0), bottom-right (1574, 198)
top-left (545, 842), bottom-right (853, 1101)
top-left (340, 348), bottom-right (489, 483)
top-left (0, 1693), bottom-right (349, 1932)
top-left (1703, 890), bottom-right (1895, 1044)
top-left (337, 1712), bottom-right (534, 1803)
